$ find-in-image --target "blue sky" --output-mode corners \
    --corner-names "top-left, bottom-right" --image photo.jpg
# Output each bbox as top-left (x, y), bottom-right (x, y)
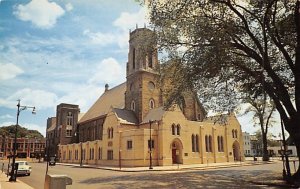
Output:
top-left (0, 0), bottom-right (148, 136)
top-left (0, 0), bottom-right (282, 138)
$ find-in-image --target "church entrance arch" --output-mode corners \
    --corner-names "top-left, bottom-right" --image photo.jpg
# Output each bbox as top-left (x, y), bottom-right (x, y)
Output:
top-left (171, 139), bottom-right (183, 164)
top-left (232, 141), bottom-right (240, 161)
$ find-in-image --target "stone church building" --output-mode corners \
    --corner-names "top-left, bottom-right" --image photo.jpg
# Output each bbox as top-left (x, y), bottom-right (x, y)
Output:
top-left (48, 28), bottom-right (244, 167)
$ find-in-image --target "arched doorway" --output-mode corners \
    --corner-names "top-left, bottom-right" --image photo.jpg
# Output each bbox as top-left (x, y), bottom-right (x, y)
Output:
top-left (232, 141), bottom-right (240, 161)
top-left (171, 139), bottom-right (183, 164)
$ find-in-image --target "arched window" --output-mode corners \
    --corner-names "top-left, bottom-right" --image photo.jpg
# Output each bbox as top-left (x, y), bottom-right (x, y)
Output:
top-left (218, 136), bottom-right (224, 152)
top-left (235, 130), bottom-right (238, 138)
top-left (89, 148), bottom-right (92, 160)
top-left (232, 129), bottom-right (235, 138)
top-left (172, 124), bottom-right (176, 135)
top-left (178, 96), bottom-right (186, 112)
top-left (132, 47), bottom-right (135, 69)
top-left (111, 128), bottom-right (114, 138)
top-left (192, 134), bottom-right (195, 152)
top-left (205, 135), bottom-right (209, 152)
top-left (131, 100), bottom-right (135, 111)
top-left (108, 128), bottom-right (110, 139)
top-left (130, 83), bottom-right (134, 91)
top-left (148, 51), bottom-right (153, 68)
top-left (221, 136), bottom-right (224, 152)
top-left (209, 135), bottom-right (213, 152)
top-left (149, 99), bottom-right (155, 109)
top-left (177, 124), bottom-right (180, 135)
top-left (196, 135), bottom-right (199, 152)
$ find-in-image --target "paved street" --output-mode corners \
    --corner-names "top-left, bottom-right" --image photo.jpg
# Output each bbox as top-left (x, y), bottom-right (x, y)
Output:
top-left (4, 160), bottom-right (296, 189)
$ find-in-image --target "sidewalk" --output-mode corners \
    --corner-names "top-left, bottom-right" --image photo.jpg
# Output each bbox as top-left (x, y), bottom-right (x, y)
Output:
top-left (57, 159), bottom-right (278, 172)
top-left (0, 172), bottom-right (33, 189)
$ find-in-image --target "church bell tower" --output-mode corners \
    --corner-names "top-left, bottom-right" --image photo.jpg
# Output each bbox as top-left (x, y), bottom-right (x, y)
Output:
top-left (125, 28), bottom-right (162, 123)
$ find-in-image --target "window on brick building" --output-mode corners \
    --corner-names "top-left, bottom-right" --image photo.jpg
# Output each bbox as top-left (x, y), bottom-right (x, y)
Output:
top-left (107, 150), bottom-right (113, 160)
top-left (127, 140), bottom-right (133, 150)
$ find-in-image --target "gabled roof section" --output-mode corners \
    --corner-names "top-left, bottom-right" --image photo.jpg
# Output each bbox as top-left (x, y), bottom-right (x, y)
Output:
top-left (79, 82), bottom-right (126, 124)
top-left (113, 108), bottom-right (138, 125)
top-left (47, 119), bottom-right (56, 132)
top-left (78, 113), bottom-right (85, 122)
top-left (142, 106), bottom-right (165, 124)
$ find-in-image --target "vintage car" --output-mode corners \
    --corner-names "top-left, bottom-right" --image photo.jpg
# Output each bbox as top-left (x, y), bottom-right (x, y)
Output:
top-left (14, 161), bottom-right (32, 176)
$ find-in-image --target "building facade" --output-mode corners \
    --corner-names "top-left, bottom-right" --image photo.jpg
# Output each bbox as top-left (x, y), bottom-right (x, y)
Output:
top-left (46, 104), bottom-right (82, 157)
top-left (243, 132), bottom-right (251, 156)
top-left (0, 136), bottom-right (45, 159)
top-left (53, 28), bottom-right (244, 167)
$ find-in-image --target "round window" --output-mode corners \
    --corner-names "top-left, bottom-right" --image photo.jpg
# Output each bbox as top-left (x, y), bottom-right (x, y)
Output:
top-left (148, 81), bottom-right (155, 91)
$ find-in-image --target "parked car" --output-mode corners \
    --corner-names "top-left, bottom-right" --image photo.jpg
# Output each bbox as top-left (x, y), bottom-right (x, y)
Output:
top-left (49, 156), bottom-right (56, 166)
top-left (14, 161), bottom-right (32, 176)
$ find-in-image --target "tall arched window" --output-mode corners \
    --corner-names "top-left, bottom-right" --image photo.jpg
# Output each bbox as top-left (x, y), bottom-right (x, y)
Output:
top-left (209, 135), bottom-right (213, 152)
top-left (196, 135), bottom-right (199, 152)
top-left (235, 130), bottom-right (238, 138)
top-left (177, 124), bottom-right (180, 135)
top-left (191, 134), bottom-right (195, 152)
top-left (148, 51), bottom-right (153, 68)
top-left (107, 128), bottom-right (110, 138)
top-left (131, 100), bottom-right (135, 111)
top-left (172, 124), bottom-right (176, 135)
top-left (220, 136), bottom-right (224, 152)
top-left (232, 129), bottom-right (235, 138)
top-left (111, 128), bottom-right (114, 138)
top-left (132, 47), bottom-right (135, 69)
top-left (205, 135), bottom-right (209, 152)
top-left (149, 99), bottom-right (155, 109)
top-left (89, 148), bottom-right (92, 160)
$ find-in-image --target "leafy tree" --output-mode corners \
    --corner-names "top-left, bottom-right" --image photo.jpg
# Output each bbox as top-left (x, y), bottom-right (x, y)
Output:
top-left (238, 94), bottom-right (276, 161)
top-left (0, 125), bottom-right (43, 139)
top-left (146, 0), bottom-right (300, 180)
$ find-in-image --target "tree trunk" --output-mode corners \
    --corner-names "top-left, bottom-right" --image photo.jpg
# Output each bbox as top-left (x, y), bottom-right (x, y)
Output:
top-left (262, 132), bottom-right (269, 161)
top-left (291, 134), bottom-right (300, 182)
top-left (285, 116), bottom-right (300, 182)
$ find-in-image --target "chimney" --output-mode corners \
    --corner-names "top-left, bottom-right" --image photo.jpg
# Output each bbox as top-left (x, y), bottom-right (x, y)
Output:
top-left (105, 84), bottom-right (109, 92)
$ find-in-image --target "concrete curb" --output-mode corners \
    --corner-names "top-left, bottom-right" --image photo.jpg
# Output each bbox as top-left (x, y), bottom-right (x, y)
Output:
top-left (57, 160), bottom-right (278, 172)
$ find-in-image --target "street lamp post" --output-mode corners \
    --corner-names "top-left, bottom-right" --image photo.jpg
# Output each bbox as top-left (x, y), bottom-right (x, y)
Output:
top-left (74, 129), bottom-right (83, 166)
top-left (9, 100), bottom-right (36, 182)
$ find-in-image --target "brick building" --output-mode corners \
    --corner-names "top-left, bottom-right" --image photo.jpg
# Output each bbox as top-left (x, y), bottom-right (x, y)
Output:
top-left (0, 136), bottom-right (45, 159)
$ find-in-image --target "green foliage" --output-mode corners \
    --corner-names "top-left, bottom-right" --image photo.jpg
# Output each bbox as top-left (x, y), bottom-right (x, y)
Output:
top-left (147, 0), bottom-right (297, 113)
top-left (0, 125), bottom-right (43, 138)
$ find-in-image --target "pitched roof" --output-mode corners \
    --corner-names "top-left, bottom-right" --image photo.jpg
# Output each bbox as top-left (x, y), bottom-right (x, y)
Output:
top-left (113, 108), bottom-right (138, 125)
top-left (78, 82), bottom-right (126, 124)
top-left (47, 119), bottom-right (56, 132)
top-left (141, 107), bottom-right (165, 124)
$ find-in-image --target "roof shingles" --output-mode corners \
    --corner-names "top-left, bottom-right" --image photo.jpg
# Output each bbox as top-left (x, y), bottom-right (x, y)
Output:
top-left (78, 83), bottom-right (126, 124)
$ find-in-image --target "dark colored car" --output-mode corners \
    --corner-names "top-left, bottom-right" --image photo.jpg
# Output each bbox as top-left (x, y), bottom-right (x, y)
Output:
top-left (49, 156), bottom-right (56, 166)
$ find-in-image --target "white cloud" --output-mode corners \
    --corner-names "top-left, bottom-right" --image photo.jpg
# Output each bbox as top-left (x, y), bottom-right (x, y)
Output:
top-left (13, 0), bottom-right (65, 29)
top-left (0, 88), bottom-right (58, 110)
top-left (0, 114), bottom-right (14, 119)
top-left (0, 63), bottom-right (23, 81)
top-left (57, 84), bottom-right (102, 113)
top-left (113, 7), bottom-right (148, 31)
top-left (65, 3), bottom-right (73, 12)
top-left (83, 29), bottom-right (116, 46)
top-left (88, 57), bottom-right (125, 85)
